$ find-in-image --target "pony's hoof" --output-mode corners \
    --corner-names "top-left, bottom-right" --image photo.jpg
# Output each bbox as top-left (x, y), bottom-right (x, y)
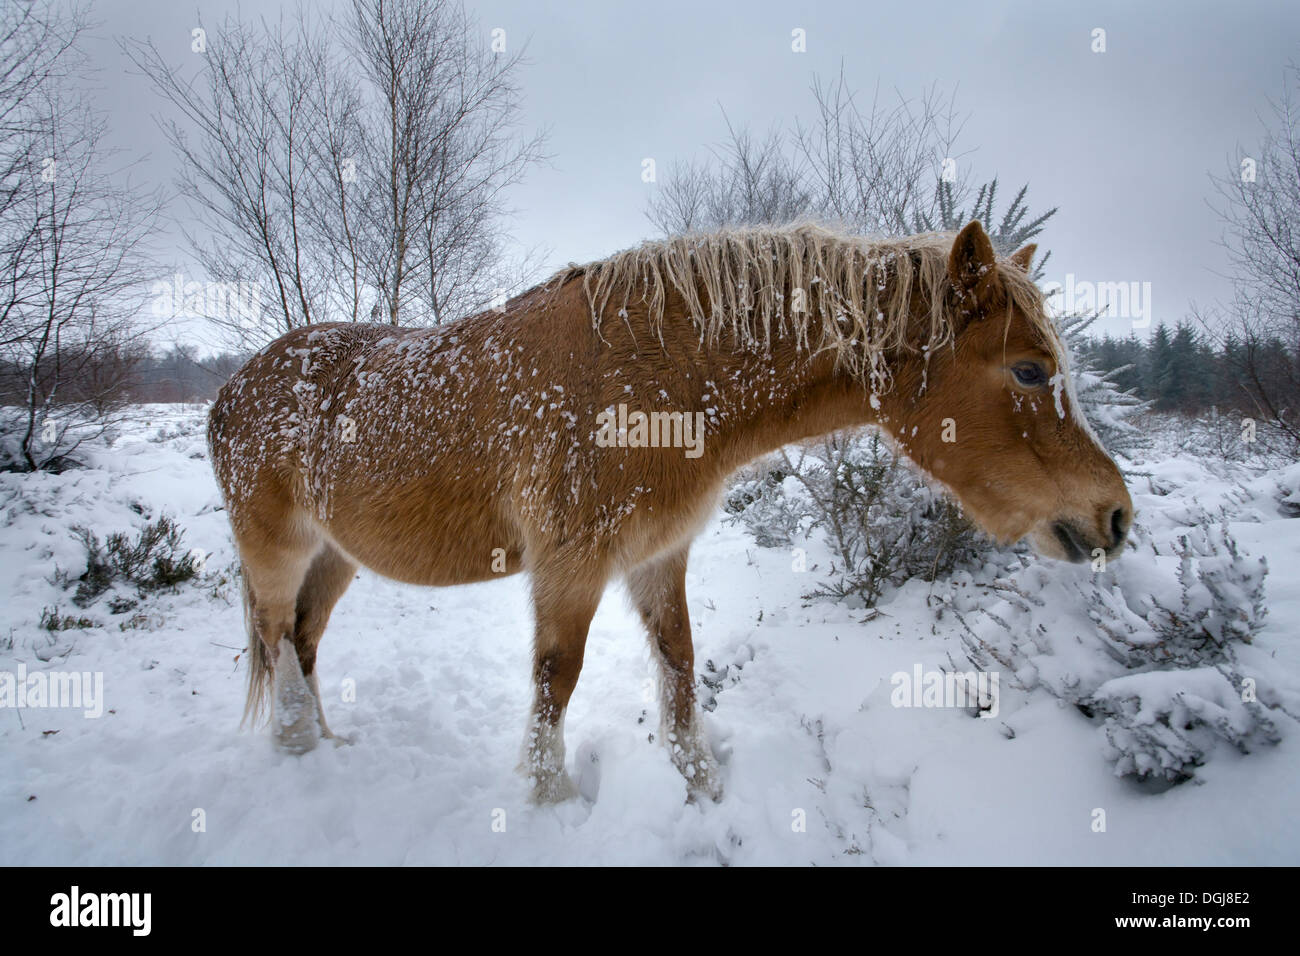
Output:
top-left (671, 743), bottom-right (723, 802)
top-left (688, 778), bottom-right (723, 804)
top-left (274, 718), bottom-right (320, 755)
top-left (529, 770), bottom-right (579, 804)
top-left (685, 767), bottom-right (724, 804)
top-left (273, 691), bottom-right (321, 754)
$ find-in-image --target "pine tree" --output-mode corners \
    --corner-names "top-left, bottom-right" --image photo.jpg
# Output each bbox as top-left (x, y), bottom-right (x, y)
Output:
top-left (911, 178), bottom-right (1057, 278)
top-left (1148, 323), bottom-right (1175, 410)
top-left (1167, 322), bottom-right (1201, 411)
top-left (1218, 331), bottom-right (1245, 407)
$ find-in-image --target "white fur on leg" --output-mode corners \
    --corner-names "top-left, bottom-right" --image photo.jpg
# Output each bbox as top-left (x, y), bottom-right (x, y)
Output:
top-left (520, 708), bottom-right (578, 803)
top-left (650, 648), bottom-right (723, 801)
top-left (662, 702), bottom-right (722, 802)
top-left (272, 642), bottom-right (319, 755)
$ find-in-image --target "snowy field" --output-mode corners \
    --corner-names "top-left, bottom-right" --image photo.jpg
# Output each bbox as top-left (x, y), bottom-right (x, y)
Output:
top-left (1, 404), bottom-right (1298, 865)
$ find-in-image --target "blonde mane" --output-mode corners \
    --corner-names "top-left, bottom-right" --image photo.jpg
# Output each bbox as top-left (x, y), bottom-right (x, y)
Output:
top-left (560, 222), bottom-right (1056, 393)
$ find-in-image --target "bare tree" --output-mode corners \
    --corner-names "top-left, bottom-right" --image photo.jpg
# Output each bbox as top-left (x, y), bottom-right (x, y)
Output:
top-left (343, 0), bottom-right (546, 324)
top-left (126, 0), bottom-right (546, 345)
top-left (298, 22), bottom-right (369, 325)
top-left (647, 70), bottom-right (969, 237)
top-left (0, 0), bottom-right (89, 348)
top-left (795, 71), bottom-right (969, 235)
top-left (1203, 62), bottom-right (1300, 454)
top-left (647, 122), bottom-right (814, 234)
top-left (0, 8), bottom-right (160, 471)
top-left (126, 15), bottom-right (344, 342)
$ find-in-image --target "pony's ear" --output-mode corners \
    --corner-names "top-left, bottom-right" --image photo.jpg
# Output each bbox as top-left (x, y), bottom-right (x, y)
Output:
top-left (1008, 243), bottom-right (1037, 273)
top-left (948, 220), bottom-right (998, 313)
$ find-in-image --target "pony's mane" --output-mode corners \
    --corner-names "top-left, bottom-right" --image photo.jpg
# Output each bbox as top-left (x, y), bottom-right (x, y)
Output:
top-left (556, 222), bottom-right (1056, 393)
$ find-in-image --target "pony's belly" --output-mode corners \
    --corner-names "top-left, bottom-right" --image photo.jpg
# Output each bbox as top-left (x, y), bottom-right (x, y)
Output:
top-left (317, 504), bottom-right (526, 588)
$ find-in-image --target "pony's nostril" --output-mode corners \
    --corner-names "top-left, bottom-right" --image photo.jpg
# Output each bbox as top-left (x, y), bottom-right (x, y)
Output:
top-left (1052, 522), bottom-right (1086, 562)
top-left (1109, 507), bottom-right (1129, 547)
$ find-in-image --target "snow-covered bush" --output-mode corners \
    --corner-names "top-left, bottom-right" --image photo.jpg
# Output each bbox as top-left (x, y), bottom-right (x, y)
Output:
top-left (1276, 462), bottom-right (1300, 517)
top-left (956, 510), bottom-right (1278, 783)
top-left (723, 463), bottom-right (806, 549)
top-left (58, 515), bottom-right (204, 609)
top-left (729, 431), bottom-right (983, 607)
top-left (0, 408), bottom-right (119, 474)
top-left (1081, 520), bottom-right (1276, 780)
top-left (1056, 313), bottom-right (1149, 460)
top-left (1090, 666), bottom-right (1279, 782)
top-left (1134, 407), bottom-right (1295, 467)
top-left (1092, 521), bottom-right (1267, 664)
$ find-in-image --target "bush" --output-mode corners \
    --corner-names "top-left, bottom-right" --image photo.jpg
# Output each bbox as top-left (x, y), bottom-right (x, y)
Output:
top-left (724, 464), bottom-right (805, 548)
top-left (65, 516), bottom-right (203, 608)
top-left (39, 606), bottom-right (98, 631)
top-left (1081, 521), bottom-right (1276, 781)
top-left (957, 514), bottom-right (1278, 783)
top-left (1090, 666), bottom-right (1279, 782)
top-left (730, 430), bottom-right (984, 607)
top-left (1083, 522), bottom-right (1268, 668)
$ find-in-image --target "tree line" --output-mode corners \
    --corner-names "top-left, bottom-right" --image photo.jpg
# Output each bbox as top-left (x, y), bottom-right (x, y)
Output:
top-left (1081, 320), bottom-right (1298, 419)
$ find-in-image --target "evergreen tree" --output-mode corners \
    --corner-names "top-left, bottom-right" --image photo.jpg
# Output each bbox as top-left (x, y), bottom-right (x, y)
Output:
top-left (1167, 322), bottom-right (1201, 411)
top-left (911, 178), bottom-right (1057, 277)
top-left (1218, 331), bottom-right (1245, 407)
top-left (1149, 323), bottom-right (1175, 410)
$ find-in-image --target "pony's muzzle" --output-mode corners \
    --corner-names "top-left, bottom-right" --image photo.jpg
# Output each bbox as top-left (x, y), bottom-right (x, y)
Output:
top-left (1051, 502), bottom-right (1131, 563)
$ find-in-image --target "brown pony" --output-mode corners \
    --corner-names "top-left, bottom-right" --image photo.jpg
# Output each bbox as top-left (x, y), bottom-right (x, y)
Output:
top-left (208, 220), bottom-right (1132, 802)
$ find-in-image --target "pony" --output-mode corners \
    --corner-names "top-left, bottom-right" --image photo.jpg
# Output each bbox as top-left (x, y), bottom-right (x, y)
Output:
top-left (207, 219), bottom-right (1132, 802)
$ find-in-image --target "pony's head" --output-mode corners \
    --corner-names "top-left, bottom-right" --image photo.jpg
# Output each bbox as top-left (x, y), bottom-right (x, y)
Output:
top-left (895, 220), bottom-right (1132, 563)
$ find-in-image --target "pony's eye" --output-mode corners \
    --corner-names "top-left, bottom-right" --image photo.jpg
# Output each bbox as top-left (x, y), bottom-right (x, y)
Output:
top-left (1011, 362), bottom-right (1048, 388)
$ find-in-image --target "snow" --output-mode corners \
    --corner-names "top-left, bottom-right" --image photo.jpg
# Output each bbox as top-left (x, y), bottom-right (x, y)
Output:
top-left (1, 404), bottom-right (1298, 864)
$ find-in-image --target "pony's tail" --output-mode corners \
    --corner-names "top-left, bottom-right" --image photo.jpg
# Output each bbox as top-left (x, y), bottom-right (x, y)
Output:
top-left (240, 565), bottom-right (273, 728)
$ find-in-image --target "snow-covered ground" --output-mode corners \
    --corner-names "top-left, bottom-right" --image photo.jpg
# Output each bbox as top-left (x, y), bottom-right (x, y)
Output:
top-left (1, 405), bottom-right (1297, 865)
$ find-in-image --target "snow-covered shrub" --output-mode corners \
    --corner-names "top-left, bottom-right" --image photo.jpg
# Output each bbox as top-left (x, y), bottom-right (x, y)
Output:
top-left (1090, 666), bottom-right (1280, 782)
top-left (956, 508), bottom-right (1277, 783)
top-left (39, 606), bottom-right (98, 631)
top-left (1275, 462), bottom-right (1300, 517)
top-left (729, 430), bottom-right (983, 607)
top-left (1056, 312), bottom-right (1149, 459)
top-left (723, 463), bottom-right (807, 548)
top-left (1083, 521), bottom-right (1267, 667)
top-left (1078, 520), bottom-right (1275, 780)
top-left (0, 407), bottom-right (123, 474)
top-left (1136, 407), bottom-right (1295, 467)
top-left (61, 516), bottom-right (204, 608)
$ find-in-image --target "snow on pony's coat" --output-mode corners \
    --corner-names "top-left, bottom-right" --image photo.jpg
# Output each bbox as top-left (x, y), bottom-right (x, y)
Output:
top-left (207, 219), bottom-right (1131, 804)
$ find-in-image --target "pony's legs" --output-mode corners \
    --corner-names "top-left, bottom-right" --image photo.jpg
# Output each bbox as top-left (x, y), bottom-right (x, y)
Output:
top-left (626, 545), bottom-right (721, 801)
top-left (292, 545), bottom-right (358, 740)
top-left (238, 513), bottom-right (321, 754)
top-left (521, 560), bottom-right (603, 803)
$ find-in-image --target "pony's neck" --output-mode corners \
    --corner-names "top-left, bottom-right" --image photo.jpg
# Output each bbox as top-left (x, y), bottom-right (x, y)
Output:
top-left (584, 240), bottom-right (938, 479)
top-left (684, 337), bottom-right (905, 480)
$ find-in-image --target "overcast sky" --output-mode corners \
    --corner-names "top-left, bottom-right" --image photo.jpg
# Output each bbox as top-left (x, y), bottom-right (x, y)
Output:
top-left (81, 0), bottom-right (1300, 345)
